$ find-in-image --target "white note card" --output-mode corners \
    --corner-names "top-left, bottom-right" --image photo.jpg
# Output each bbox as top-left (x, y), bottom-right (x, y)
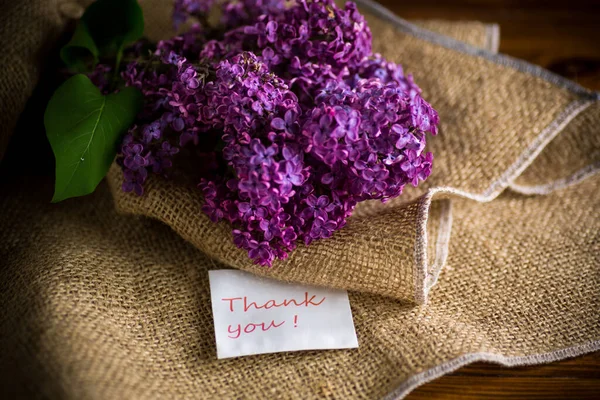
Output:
top-left (208, 269), bottom-right (359, 359)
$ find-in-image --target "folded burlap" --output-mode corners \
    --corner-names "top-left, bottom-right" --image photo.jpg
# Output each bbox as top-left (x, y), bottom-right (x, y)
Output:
top-left (106, 0), bottom-right (600, 304)
top-left (1, 0), bottom-right (599, 399)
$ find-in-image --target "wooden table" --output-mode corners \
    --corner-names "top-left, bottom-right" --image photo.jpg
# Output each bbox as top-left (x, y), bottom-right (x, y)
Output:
top-left (374, 0), bottom-right (600, 398)
top-left (377, 0), bottom-right (600, 91)
top-left (408, 352), bottom-right (600, 399)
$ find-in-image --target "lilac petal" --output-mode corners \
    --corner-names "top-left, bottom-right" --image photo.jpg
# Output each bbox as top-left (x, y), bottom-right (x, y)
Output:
top-left (316, 195), bottom-right (329, 208)
top-left (259, 219), bottom-right (269, 231)
top-left (238, 202), bottom-right (251, 213)
top-left (172, 118), bottom-right (185, 132)
top-left (305, 195), bottom-right (317, 207)
top-left (284, 109), bottom-right (296, 125)
top-left (334, 109), bottom-right (348, 125)
top-left (321, 173), bottom-right (334, 185)
top-left (271, 117), bottom-right (286, 130)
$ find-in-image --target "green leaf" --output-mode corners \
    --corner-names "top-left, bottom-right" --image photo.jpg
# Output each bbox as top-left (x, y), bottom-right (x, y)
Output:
top-left (82, 0), bottom-right (144, 57)
top-left (45, 74), bottom-right (143, 202)
top-left (60, 22), bottom-right (99, 72)
top-left (60, 0), bottom-right (144, 70)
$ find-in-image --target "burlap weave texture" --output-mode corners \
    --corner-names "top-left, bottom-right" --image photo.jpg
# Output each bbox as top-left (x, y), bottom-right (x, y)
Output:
top-left (1, 0), bottom-right (599, 399)
top-left (2, 170), bottom-right (598, 400)
top-left (106, 0), bottom-right (600, 304)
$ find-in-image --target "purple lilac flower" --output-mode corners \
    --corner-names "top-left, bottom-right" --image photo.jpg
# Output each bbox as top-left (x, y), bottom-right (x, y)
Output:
top-left (107, 0), bottom-right (439, 267)
top-left (308, 217), bottom-right (337, 242)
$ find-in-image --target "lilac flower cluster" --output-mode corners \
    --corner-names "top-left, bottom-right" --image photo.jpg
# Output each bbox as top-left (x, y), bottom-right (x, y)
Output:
top-left (106, 0), bottom-right (439, 266)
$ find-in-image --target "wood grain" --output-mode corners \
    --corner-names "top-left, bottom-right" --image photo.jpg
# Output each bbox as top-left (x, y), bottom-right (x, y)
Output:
top-left (407, 352), bottom-right (600, 399)
top-left (377, 0), bottom-right (600, 90)
top-left (372, 2), bottom-right (600, 397)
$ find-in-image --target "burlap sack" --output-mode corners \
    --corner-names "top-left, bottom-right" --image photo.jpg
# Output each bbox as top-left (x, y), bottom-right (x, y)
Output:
top-left (1, 0), bottom-right (599, 399)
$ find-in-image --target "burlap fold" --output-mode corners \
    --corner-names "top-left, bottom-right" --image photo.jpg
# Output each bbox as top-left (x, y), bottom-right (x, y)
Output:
top-left (1, 0), bottom-right (599, 399)
top-left (105, 0), bottom-right (600, 304)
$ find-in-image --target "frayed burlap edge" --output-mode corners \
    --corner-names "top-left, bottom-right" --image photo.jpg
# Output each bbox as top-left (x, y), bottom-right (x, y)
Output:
top-left (510, 161), bottom-right (600, 195)
top-left (356, 0), bottom-right (599, 99)
top-left (352, 0), bottom-right (600, 305)
top-left (356, 1), bottom-right (600, 396)
top-left (411, 97), bottom-right (600, 301)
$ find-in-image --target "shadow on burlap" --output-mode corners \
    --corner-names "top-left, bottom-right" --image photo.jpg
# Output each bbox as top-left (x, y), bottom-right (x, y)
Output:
top-left (1, 0), bottom-right (599, 399)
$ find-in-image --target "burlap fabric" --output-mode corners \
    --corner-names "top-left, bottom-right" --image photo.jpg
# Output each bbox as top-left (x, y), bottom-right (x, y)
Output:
top-left (1, 0), bottom-right (599, 399)
top-left (106, 0), bottom-right (600, 304)
top-left (0, 0), bottom-right (72, 161)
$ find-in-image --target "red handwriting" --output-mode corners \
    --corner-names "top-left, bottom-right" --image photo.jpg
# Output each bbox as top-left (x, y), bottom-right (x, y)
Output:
top-left (227, 319), bottom-right (286, 339)
top-left (221, 291), bottom-right (326, 312)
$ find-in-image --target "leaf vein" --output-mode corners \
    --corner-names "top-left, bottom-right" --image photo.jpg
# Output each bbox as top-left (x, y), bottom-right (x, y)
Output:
top-left (59, 96), bottom-right (107, 198)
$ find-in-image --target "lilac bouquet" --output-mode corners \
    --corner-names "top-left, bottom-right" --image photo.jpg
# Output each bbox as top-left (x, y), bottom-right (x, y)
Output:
top-left (49, 0), bottom-right (439, 267)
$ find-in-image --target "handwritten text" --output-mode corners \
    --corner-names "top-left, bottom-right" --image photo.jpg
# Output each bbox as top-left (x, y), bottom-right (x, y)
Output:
top-left (221, 291), bottom-right (326, 313)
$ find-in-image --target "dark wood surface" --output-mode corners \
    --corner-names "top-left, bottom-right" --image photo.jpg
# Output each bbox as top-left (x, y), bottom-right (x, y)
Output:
top-left (377, 0), bottom-right (600, 91)
top-left (374, 0), bottom-right (600, 398)
top-left (408, 352), bottom-right (600, 399)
